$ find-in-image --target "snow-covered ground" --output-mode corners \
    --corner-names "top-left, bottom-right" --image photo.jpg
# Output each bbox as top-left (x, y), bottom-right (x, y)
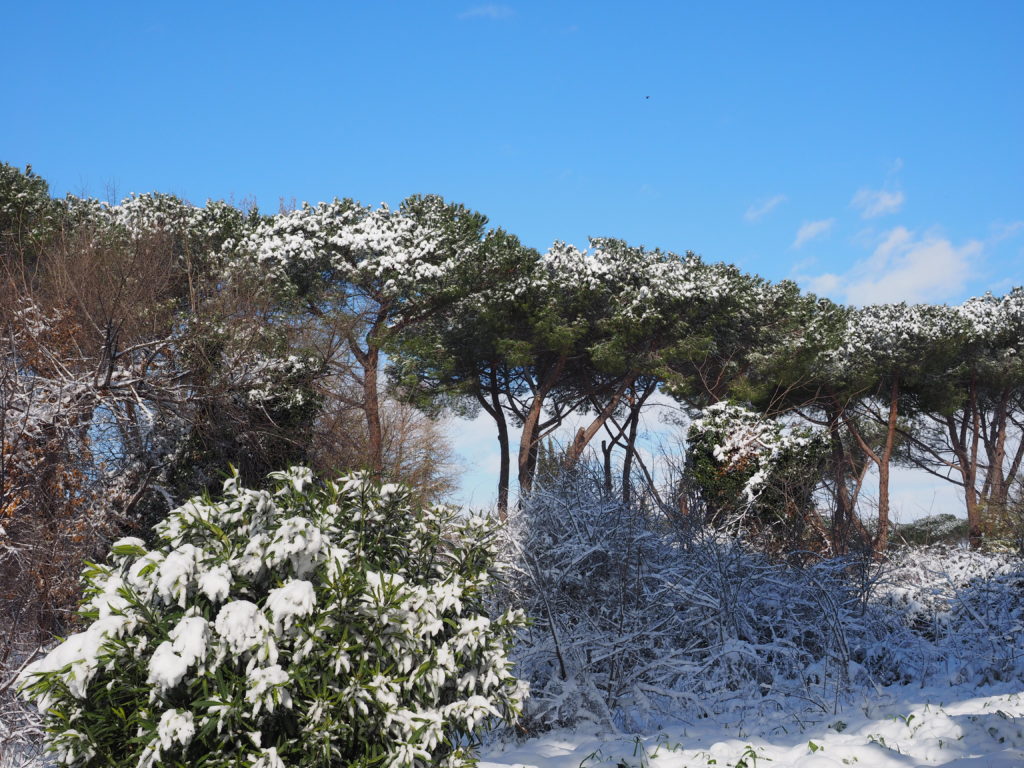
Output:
top-left (481, 684), bottom-right (1024, 768)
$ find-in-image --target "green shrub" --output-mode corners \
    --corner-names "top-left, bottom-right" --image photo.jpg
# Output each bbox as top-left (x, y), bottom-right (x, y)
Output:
top-left (685, 402), bottom-right (827, 533)
top-left (18, 467), bottom-right (526, 768)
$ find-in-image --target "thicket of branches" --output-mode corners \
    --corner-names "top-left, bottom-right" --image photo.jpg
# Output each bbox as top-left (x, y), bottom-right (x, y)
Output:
top-left (500, 469), bottom-right (1024, 733)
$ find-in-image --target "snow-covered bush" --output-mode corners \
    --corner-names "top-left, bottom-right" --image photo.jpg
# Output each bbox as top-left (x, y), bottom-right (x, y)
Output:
top-left (18, 467), bottom-right (527, 768)
top-left (502, 472), bottom-right (1024, 732)
top-left (685, 403), bottom-right (827, 546)
top-left (891, 513), bottom-right (968, 546)
top-left (502, 472), bottom-right (893, 732)
top-left (878, 546), bottom-right (1024, 683)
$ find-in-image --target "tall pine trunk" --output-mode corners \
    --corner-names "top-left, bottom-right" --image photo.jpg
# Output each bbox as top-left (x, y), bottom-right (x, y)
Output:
top-left (362, 346), bottom-right (383, 478)
top-left (517, 356), bottom-right (566, 495)
top-left (476, 367), bottom-right (511, 520)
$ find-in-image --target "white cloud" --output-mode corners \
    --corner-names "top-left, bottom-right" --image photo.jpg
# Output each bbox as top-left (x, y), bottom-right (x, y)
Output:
top-left (457, 4), bottom-right (514, 19)
top-left (744, 194), bottom-right (787, 222)
top-left (990, 220), bottom-right (1024, 244)
top-left (806, 273), bottom-right (841, 297)
top-left (802, 226), bottom-right (982, 305)
top-left (851, 187), bottom-right (905, 219)
top-left (792, 218), bottom-right (835, 249)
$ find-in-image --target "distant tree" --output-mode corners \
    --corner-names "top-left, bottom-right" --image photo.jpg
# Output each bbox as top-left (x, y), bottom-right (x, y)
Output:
top-left (897, 292), bottom-right (1024, 546)
top-left (0, 163), bottom-right (59, 264)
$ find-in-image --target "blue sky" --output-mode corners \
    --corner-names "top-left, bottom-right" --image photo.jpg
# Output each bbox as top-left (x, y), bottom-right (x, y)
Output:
top-left (4, 1), bottom-right (1022, 513)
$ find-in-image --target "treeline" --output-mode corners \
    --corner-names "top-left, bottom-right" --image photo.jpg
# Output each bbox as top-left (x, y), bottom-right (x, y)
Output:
top-left (1, 162), bottom-right (1023, 640)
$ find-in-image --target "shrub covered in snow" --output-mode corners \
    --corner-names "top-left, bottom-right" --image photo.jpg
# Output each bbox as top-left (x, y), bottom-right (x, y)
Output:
top-left (890, 513), bottom-right (968, 546)
top-left (17, 467), bottom-right (527, 768)
top-left (685, 402), bottom-right (827, 543)
top-left (878, 545), bottom-right (1024, 683)
top-left (501, 473), bottom-right (887, 731)
top-left (502, 473), bottom-right (1024, 732)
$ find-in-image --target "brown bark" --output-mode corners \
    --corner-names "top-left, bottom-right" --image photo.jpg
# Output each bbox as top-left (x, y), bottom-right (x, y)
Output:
top-left (843, 377), bottom-right (900, 557)
top-left (933, 377), bottom-right (985, 548)
top-left (965, 377), bottom-right (983, 548)
top-left (977, 389), bottom-right (1024, 533)
top-left (563, 374), bottom-right (635, 469)
top-left (476, 366), bottom-right (511, 520)
top-left (516, 355), bottom-right (566, 495)
top-left (875, 377), bottom-right (900, 554)
top-left (348, 339), bottom-right (384, 478)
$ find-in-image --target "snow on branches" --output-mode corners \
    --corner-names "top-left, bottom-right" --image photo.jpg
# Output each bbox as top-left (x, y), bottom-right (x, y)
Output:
top-left (233, 200), bottom-right (449, 301)
top-left (688, 402), bottom-right (827, 510)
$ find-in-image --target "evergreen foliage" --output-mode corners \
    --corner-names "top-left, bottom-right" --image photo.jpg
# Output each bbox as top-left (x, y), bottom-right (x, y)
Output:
top-left (18, 468), bottom-right (526, 768)
top-left (685, 402), bottom-right (828, 543)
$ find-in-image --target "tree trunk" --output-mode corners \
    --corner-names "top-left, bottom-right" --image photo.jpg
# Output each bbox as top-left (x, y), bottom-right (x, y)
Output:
top-left (563, 375), bottom-right (635, 469)
top-left (517, 356), bottom-right (566, 495)
top-left (979, 388), bottom-right (1021, 534)
top-left (493, 409), bottom-right (510, 521)
top-left (601, 439), bottom-right (614, 496)
top-left (476, 367), bottom-right (511, 520)
top-left (874, 377), bottom-right (900, 555)
top-left (621, 398), bottom-right (640, 507)
top-left (966, 376), bottom-right (983, 548)
top-left (876, 454), bottom-right (891, 554)
top-left (842, 377), bottom-right (900, 558)
top-left (827, 403), bottom-right (853, 555)
top-left (620, 383), bottom-right (654, 506)
top-left (361, 345), bottom-right (383, 477)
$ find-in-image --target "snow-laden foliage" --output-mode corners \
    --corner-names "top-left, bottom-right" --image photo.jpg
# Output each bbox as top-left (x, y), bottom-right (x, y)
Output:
top-left (533, 240), bottom-right (716, 315)
top-left (230, 199), bottom-right (449, 302)
top-left (828, 302), bottom-right (960, 371)
top-left (501, 475), bottom-right (888, 732)
top-left (0, 163), bottom-right (56, 248)
top-left (688, 402), bottom-right (826, 508)
top-left (685, 403), bottom-right (828, 540)
top-left (878, 546), bottom-right (1024, 684)
top-left (957, 287), bottom-right (1024, 348)
top-left (18, 468), bottom-right (526, 768)
top-left (502, 475), bottom-right (1024, 733)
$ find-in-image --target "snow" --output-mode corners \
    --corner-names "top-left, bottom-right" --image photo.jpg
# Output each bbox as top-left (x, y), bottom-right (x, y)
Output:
top-left (245, 664), bottom-right (292, 715)
top-left (690, 401), bottom-right (825, 505)
top-left (146, 615), bottom-right (210, 692)
top-left (155, 709), bottom-right (194, 750)
top-left (155, 544), bottom-right (201, 607)
top-left (18, 614), bottom-right (133, 707)
top-left (480, 684), bottom-right (1024, 768)
top-left (197, 563), bottom-right (232, 603)
top-left (265, 579), bottom-right (316, 635)
top-left (12, 465), bottom-right (1023, 768)
top-left (248, 746), bottom-right (286, 768)
top-left (265, 515), bottom-right (325, 577)
top-left (213, 600), bottom-right (277, 664)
